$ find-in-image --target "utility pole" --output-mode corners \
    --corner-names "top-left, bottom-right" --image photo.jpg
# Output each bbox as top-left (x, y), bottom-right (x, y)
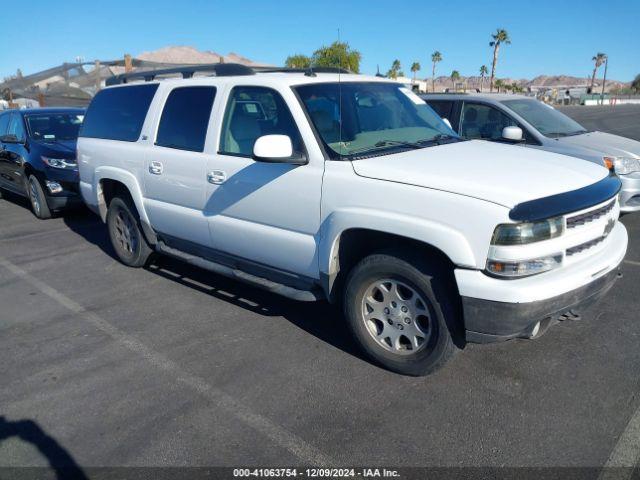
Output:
top-left (600, 56), bottom-right (608, 105)
top-left (95, 60), bottom-right (101, 92)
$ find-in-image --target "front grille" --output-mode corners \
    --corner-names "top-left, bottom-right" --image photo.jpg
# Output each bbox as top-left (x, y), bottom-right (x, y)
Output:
top-left (566, 235), bottom-right (606, 256)
top-left (566, 199), bottom-right (615, 229)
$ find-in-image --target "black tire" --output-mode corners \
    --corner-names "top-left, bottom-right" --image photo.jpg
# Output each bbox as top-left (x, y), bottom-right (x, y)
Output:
top-left (106, 196), bottom-right (153, 267)
top-left (27, 175), bottom-right (52, 220)
top-left (343, 251), bottom-right (462, 376)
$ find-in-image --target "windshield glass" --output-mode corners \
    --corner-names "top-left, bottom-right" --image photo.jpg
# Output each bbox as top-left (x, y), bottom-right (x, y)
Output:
top-left (26, 113), bottom-right (84, 141)
top-left (295, 82), bottom-right (459, 159)
top-left (502, 99), bottom-right (586, 138)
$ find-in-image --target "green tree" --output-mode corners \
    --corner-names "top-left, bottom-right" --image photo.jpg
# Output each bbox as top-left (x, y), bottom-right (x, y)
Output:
top-left (285, 54), bottom-right (312, 69)
top-left (632, 74), bottom-right (640, 93)
top-left (431, 51), bottom-right (442, 92)
top-left (494, 79), bottom-right (505, 93)
top-left (479, 65), bottom-right (488, 91)
top-left (589, 53), bottom-right (607, 93)
top-left (450, 70), bottom-right (461, 89)
top-left (311, 41), bottom-right (361, 73)
top-left (410, 62), bottom-right (421, 82)
top-left (489, 29), bottom-right (511, 92)
top-left (387, 59), bottom-right (402, 79)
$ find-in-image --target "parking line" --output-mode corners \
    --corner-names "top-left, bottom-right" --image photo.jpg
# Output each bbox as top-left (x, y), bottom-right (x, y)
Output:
top-left (0, 257), bottom-right (336, 467)
top-left (598, 403), bottom-right (640, 480)
top-left (624, 260), bottom-right (640, 268)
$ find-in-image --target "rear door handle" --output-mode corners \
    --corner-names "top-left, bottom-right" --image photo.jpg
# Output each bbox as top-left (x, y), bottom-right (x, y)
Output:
top-left (149, 161), bottom-right (163, 175)
top-left (207, 170), bottom-right (226, 184)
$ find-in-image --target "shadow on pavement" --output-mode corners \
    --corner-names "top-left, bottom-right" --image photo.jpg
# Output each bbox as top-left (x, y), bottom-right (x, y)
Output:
top-left (0, 416), bottom-right (88, 480)
top-left (62, 212), bottom-right (367, 363)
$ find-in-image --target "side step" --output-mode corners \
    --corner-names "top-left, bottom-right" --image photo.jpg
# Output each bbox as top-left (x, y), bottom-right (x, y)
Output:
top-left (156, 241), bottom-right (322, 302)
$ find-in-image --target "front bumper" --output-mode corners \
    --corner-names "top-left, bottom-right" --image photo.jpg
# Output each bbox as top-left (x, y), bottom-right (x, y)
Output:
top-left (456, 222), bottom-right (627, 343)
top-left (619, 172), bottom-right (640, 213)
top-left (462, 268), bottom-right (621, 343)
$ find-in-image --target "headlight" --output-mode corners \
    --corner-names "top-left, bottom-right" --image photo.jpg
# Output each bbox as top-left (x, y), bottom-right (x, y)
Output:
top-left (608, 156), bottom-right (640, 175)
top-left (487, 254), bottom-right (563, 278)
top-left (491, 216), bottom-right (564, 245)
top-left (41, 156), bottom-right (77, 170)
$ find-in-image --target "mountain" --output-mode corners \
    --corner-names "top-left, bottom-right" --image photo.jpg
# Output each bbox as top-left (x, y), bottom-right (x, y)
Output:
top-left (136, 46), bottom-right (270, 67)
top-left (427, 74), bottom-right (629, 91)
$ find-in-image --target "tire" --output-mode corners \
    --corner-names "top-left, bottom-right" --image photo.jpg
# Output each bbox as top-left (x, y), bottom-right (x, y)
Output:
top-left (106, 196), bottom-right (153, 267)
top-left (343, 251), bottom-right (462, 376)
top-left (27, 175), bottom-right (52, 220)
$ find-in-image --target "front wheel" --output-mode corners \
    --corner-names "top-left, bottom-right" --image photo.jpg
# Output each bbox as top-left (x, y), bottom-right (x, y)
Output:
top-left (106, 196), bottom-right (153, 267)
top-left (343, 252), bottom-right (462, 376)
top-left (27, 175), bottom-right (52, 220)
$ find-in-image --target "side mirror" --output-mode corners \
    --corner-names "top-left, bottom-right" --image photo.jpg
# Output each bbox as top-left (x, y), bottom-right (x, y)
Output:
top-left (0, 134), bottom-right (22, 144)
top-left (442, 118), bottom-right (452, 129)
top-left (502, 126), bottom-right (523, 142)
top-left (253, 135), bottom-right (306, 165)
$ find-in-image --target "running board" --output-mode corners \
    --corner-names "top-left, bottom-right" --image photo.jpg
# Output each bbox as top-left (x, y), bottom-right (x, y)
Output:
top-left (155, 241), bottom-right (321, 302)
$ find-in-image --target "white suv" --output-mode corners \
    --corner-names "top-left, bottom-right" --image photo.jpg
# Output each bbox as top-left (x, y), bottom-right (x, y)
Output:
top-left (77, 64), bottom-right (627, 376)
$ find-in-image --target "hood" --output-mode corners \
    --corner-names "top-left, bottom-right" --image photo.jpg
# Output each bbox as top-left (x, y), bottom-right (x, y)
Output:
top-left (351, 140), bottom-right (608, 208)
top-left (556, 131), bottom-right (640, 159)
top-left (32, 138), bottom-right (77, 159)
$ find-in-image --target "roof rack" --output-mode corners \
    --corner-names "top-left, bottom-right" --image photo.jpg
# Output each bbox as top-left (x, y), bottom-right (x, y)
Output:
top-left (253, 66), bottom-right (352, 76)
top-left (106, 63), bottom-right (255, 86)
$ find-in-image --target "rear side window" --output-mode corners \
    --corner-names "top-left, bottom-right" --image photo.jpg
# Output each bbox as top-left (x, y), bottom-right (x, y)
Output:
top-left (156, 87), bottom-right (216, 152)
top-left (81, 84), bottom-right (158, 142)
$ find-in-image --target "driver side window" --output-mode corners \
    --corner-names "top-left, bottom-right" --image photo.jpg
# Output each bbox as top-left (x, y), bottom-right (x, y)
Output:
top-left (8, 114), bottom-right (26, 142)
top-left (459, 102), bottom-right (515, 141)
top-left (219, 86), bottom-right (303, 157)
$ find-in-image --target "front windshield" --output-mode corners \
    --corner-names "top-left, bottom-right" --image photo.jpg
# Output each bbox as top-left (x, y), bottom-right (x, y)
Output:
top-left (502, 99), bottom-right (586, 138)
top-left (26, 113), bottom-right (84, 141)
top-left (295, 82), bottom-right (459, 159)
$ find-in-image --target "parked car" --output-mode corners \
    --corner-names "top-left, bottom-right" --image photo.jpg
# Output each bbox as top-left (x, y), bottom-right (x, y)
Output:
top-left (0, 107), bottom-right (85, 219)
top-left (78, 65), bottom-right (627, 376)
top-left (421, 93), bottom-right (640, 213)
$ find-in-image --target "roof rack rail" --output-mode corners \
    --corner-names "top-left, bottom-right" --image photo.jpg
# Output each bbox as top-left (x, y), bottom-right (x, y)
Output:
top-left (106, 63), bottom-right (255, 86)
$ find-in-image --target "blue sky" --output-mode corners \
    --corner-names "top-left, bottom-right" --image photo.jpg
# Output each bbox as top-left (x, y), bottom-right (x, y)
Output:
top-left (3, 0), bottom-right (638, 81)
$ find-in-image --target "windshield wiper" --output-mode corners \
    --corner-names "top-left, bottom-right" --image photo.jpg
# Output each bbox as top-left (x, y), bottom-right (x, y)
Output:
top-left (348, 136), bottom-right (459, 156)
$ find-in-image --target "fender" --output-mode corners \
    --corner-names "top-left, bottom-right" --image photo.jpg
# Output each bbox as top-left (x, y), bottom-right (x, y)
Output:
top-left (319, 208), bottom-right (477, 297)
top-left (94, 166), bottom-right (150, 226)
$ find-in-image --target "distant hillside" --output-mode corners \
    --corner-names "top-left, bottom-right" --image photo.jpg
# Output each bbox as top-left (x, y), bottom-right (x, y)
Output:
top-left (136, 45), bottom-right (271, 67)
top-left (428, 73), bottom-right (629, 91)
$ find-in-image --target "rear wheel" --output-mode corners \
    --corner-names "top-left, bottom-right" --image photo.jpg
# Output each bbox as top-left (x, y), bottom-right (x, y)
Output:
top-left (344, 251), bottom-right (461, 376)
top-left (27, 175), bottom-right (52, 220)
top-left (107, 196), bottom-right (153, 267)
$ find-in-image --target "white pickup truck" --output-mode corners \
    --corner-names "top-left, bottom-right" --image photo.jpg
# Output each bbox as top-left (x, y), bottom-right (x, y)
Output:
top-left (78, 64), bottom-right (627, 375)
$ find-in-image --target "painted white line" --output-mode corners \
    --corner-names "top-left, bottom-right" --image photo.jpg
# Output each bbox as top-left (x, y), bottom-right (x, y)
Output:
top-left (0, 257), bottom-right (335, 467)
top-left (598, 404), bottom-right (640, 480)
top-left (624, 260), bottom-right (640, 268)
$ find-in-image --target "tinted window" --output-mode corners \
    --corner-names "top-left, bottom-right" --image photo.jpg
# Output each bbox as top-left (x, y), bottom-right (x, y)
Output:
top-left (427, 100), bottom-right (454, 122)
top-left (156, 87), bottom-right (216, 152)
top-left (459, 102), bottom-right (516, 140)
top-left (81, 84), bottom-right (158, 142)
top-left (8, 113), bottom-right (26, 141)
top-left (502, 99), bottom-right (586, 137)
top-left (0, 113), bottom-right (10, 136)
top-left (219, 86), bottom-right (303, 157)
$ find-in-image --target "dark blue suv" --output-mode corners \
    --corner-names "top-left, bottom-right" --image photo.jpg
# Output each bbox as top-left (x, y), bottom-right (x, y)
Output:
top-left (0, 107), bottom-right (85, 219)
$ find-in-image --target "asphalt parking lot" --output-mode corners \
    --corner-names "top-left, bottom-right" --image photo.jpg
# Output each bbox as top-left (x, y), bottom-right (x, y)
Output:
top-left (1, 106), bottom-right (639, 477)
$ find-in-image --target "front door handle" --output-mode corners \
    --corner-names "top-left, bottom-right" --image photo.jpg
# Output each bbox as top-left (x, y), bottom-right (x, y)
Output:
top-left (149, 161), bottom-right (163, 175)
top-left (207, 170), bottom-right (226, 184)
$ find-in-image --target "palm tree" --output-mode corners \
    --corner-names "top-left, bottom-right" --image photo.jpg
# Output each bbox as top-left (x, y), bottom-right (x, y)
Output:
top-left (632, 74), bottom-right (640, 94)
top-left (589, 53), bottom-right (607, 93)
top-left (489, 29), bottom-right (511, 92)
top-left (479, 65), bottom-right (488, 91)
top-left (387, 59), bottom-right (402, 79)
top-left (431, 51), bottom-right (442, 92)
top-left (494, 79), bottom-right (505, 93)
top-left (450, 70), bottom-right (461, 90)
top-left (410, 62), bottom-right (421, 83)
